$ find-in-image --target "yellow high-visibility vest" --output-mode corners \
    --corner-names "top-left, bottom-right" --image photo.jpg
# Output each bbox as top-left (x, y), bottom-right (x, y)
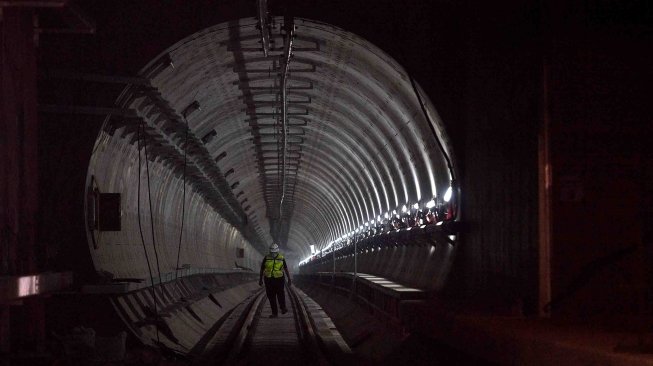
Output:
top-left (263, 253), bottom-right (284, 278)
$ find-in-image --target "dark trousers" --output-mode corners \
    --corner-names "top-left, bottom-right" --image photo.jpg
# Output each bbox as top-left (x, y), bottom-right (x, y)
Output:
top-left (264, 276), bottom-right (286, 315)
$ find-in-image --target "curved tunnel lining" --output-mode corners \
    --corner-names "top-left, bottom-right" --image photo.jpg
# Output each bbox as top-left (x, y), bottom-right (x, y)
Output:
top-left (85, 16), bottom-right (458, 277)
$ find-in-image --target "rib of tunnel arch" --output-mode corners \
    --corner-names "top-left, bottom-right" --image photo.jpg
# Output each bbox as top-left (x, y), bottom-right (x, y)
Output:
top-left (132, 101), bottom-right (446, 260)
top-left (244, 179), bottom-right (349, 245)
top-left (85, 132), bottom-right (263, 280)
top-left (97, 16), bottom-right (457, 270)
top-left (202, 107), bottom-right (430, 224)
top-left (157, 68), bottom-right (454, 219)
top-left (221, 117), bottom-right (439, 231)
top-left (240, 165), bottom-right (358, 253)
top-left (145, 21), bottom-right (449, 198)
top-left (225, 131), bottom-right (376, 234)
top-left (213, 126), bottom-right (381, 225)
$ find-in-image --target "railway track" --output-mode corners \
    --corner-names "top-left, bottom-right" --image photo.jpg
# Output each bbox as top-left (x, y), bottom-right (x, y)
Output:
top-left (192, 284), bottom-right (351, 365)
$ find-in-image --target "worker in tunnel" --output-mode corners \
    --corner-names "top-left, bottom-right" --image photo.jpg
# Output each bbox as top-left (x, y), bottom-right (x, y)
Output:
top-left (259, 243), bottom-right (292, 318)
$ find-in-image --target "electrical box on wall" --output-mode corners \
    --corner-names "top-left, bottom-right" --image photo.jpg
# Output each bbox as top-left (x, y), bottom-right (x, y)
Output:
top-left (98, 193), bottom-right (121, 231)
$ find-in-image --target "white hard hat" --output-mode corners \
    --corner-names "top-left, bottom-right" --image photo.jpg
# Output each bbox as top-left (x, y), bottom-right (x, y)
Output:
top-left (269, 243), bottom-right (280, 253)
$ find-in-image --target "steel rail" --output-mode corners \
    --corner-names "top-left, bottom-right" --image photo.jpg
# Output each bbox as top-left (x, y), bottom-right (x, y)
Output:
top-left (191, 289), bottom-right (265, 365)
top-left (223, 292), bottom-right (266, 362)
top-left (228, 286), bottom-right (326, 365)
top-left (192, 284), bottom-right (346, 365)
top-left (286, 285), bottom-right (328, 363)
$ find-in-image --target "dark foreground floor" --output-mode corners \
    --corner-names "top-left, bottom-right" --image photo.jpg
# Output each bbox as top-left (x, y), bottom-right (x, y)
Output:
top-left (377, 333), bottom-right (496, 366)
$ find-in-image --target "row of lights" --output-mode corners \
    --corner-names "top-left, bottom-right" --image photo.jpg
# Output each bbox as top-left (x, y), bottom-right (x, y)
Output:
top-left (299, 186), bottom-right (455, 266)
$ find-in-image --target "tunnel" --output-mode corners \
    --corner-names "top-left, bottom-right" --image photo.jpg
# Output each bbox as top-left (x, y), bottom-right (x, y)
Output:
top-left (84, 15), bottom-right (457, 281)
top-left (2, 1), bottom-right (652, 365)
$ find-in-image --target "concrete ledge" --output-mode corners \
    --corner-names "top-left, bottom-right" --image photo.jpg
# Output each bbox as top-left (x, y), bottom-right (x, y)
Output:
top-left (110, 273), bottom-right (259, 352)
top-left (313, 272), bottom-right (428, 300)
top-left (293, 286), bottom-right (352, 356)
top-left (297, 273), bottom-right (429, 331)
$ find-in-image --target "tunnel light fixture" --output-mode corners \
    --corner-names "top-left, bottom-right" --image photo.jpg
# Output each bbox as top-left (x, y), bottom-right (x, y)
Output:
top-left (444, 186), bottom-right (453, 202)
top-left (310, 244), bottom-right (316, 254)
top-left (412, 203), bottom-right (419, 210)
top-left (426, 199), bottom-right (436, 208)
top-left (384, 212), bottom-right (389, 219)
top-left (401, 205), bottom-right (407, 213)
top-left (392, 210), bottom-right (397, 215)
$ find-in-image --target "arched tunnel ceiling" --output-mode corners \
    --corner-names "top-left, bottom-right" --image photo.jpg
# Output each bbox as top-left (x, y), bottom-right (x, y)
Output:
top-left (113, 17), bottom-right (455, 261)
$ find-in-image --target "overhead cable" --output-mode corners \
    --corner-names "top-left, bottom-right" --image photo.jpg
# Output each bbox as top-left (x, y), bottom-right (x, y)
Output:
top-left (136, 122), bottom-right (161, 343)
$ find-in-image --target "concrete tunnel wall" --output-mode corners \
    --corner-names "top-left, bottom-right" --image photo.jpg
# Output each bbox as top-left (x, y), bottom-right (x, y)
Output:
top-left (5, 1), bottom-right (653, 360)
top-left (25, 1), bottom-right (651, 339)
top-left (303, 241), bottom-right (456, 291)
top-left (29, 1), bottom-right (544, 327)
top-left (86, 129), bottom-right (263, 281)
top-left (74, 15), bottom-right (461, 350)
top-left (81, 17), bottom-right (458, 284)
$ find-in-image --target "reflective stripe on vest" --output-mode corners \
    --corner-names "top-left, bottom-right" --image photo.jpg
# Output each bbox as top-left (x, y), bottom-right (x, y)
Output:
top-left (263, 253), bottom-right (284, 278)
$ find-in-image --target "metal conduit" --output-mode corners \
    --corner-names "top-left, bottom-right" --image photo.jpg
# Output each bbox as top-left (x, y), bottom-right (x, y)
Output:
top-left (279, 16), bottom-right (294, 224)
top-left (256, 0), bottom-right (270, 58)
